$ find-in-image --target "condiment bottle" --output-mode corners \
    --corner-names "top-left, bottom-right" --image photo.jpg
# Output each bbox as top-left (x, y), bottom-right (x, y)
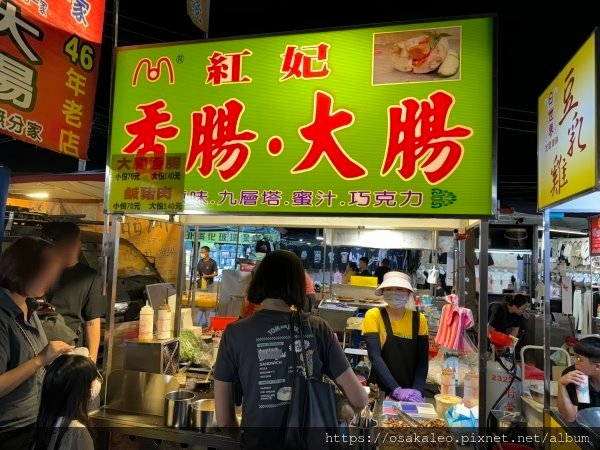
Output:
top-left (441, 367), bottom-right (456, 396)
top-left (139, 301), bottom-right (154, 342)
top-left (463, 368), bottom-right (479, 408)
top-left (157, 302), bottom-right (171, 340)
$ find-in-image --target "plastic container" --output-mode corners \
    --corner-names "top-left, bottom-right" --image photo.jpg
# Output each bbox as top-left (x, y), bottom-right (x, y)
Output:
top-left (434, 394), bottom-right (461, 419)
top-left (210, 316), bottom-right (237, 331)
top-left (157, 303), bottom-right (172, 340)
top-left (139, 301), bottom-right (154, 342)
top-left (463, 369), bottom-right (479, 408)
top-left (441, 367), bottom-right (456, 396)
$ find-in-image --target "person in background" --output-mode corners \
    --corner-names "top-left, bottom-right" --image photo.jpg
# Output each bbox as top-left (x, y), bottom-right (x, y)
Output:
top-left (488, 293), bottom-right (529, 339)
top-left (362, 271), bottom-right (429, 402)
top-left (374, 258), bottom-right (391, 284)
top-left (305, 271), bottom-right (317, 312)
top-left (558, 337), bottom-right (600, 422)
top-left (0, 237), bottom-right (74, 448)
top-left (214, 250), bottom-right (368, 449)
top-left (34, 354), bottom-right (100, 450)
top-left (342, 262), bottom-right (359, 284)
top-left (358, 257), bottom-right (371, 276)
top-left (198, 246), bottom-right (218, 287)
top-left (239, 265), bottom-right (261, 319)
top-left (42, 223), bottom-right (105, 363)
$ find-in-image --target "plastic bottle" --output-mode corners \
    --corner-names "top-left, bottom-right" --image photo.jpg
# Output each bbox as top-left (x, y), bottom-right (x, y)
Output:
top-left (157, 303), bottom-right (172, 340)
top-left (463, 368), bottom-right (479, 408)
top-left (440, 367), bottom-right (456, 396)
top-left (139, 301), bottom-right (154, 342)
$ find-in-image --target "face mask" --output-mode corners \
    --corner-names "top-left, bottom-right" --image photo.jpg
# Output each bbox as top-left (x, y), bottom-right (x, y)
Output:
top-left (383, 291), bottom-right (409, 308)
top-left (90, 378), bottom-right (102, 400)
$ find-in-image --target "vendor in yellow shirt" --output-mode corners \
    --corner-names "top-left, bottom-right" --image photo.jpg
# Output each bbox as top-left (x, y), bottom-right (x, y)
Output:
top-left (362, 271), bottom-right (429, 402)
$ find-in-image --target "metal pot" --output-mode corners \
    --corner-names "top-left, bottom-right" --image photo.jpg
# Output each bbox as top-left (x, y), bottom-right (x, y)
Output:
top-left (190, 399), bottom-right (215, 432)
top-left (530, 382), bottom-right (558, 407)
top-left (164, 390), bottom-right (195, 428)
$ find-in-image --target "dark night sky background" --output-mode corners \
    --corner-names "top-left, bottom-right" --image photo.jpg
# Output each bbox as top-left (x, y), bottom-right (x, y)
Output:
top-left (1, 1), bottom-right (599, 213)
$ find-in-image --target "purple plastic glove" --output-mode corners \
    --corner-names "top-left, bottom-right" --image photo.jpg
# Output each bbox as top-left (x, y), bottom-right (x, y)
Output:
top-left (392, 387), bottom-right (424, 403)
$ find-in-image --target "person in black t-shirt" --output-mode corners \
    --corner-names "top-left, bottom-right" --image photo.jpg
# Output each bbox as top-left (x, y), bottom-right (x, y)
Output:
top-left (197, 246), bottom-right (218, 286)
top-left (374, 258), bottom-right (391, 284)
top-left (558, 337), bottom-right (600, 422)
top-left (42, 223), bottom-right (105, 363)
top-left (358, 257), bottom-right (371, 276)
top-left (214, 251), bottom-right (368, 449)
top-left (487, 294), bottom-right (528, 338)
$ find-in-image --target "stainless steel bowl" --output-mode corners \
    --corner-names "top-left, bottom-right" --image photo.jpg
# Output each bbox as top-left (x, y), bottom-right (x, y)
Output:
top-left (530, 382), bottom-right (558, 407)
top-left (164, 390), bottom-right (195, 428)
top-left (190, 399), bottom-right (215, 432)
top-left (576, 407), bottom-right (600, 440)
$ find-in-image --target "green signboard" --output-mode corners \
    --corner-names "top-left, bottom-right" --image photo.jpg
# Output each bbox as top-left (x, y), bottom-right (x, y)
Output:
top-left (109, 17), bottom-right (494, 216)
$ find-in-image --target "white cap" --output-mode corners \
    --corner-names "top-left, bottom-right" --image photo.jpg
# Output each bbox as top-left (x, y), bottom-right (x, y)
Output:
top-left (374, 271), bottom-right (414, 296)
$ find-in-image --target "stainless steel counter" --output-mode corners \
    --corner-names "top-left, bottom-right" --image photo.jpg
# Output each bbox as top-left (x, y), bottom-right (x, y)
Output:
top-left (89, 407), bottom-right (241, 449)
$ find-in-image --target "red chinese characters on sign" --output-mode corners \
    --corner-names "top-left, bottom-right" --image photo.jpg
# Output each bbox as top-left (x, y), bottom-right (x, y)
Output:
top-left (558, 68), bottom-right (586, 158)
top-left (550, 153), bottom-right (568, 196)
top-left (0, 0), bottom-right (105, 158)
top-left (123, 100), bottom-right (179, 156)
top-left (293, 90), bottom-right (367, 179)
top-left (382, 90), bottom-right (473, 185)
top-left (589, 216), bottom-right (600, 257)
top-left (280, 43), bottom-right (330, 81)
top-left (205, 49), bottom-right (252, 86)
top-left (186, 98), bottom-right (258, 182)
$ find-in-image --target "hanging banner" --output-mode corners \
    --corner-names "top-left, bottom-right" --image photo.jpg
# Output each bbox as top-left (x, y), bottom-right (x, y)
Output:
top-left (187, 0), bottom-right (209, 33)
top-left (538, 31), bottom-right (597, 210)
top-left (109, 17), bottom-right (494, 216)
top-left (590, 215), bottom-right (600, 257)
top-left (0, 0), bottom-right (105, 159)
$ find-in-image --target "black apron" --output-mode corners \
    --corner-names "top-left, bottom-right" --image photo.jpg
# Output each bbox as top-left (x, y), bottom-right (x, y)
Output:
top-left (368, 308), bottom-right (419, 393)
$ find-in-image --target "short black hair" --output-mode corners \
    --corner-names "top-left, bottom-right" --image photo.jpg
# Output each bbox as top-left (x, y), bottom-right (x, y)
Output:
top-left (359, 257), bottom-right (369, 264)
top-left (247, 250), bottom-right (306, 310)
top-left (348, 262), bottom-right (359, 271)
top-left (41, 222), bottom-right (80, 244)
top-left (505, 293), bottom-right (529, 307)
top-left (382, 258), bottom-right (390, 265)
top-left (574, 337), bottom-right (600, 362)
top-left (0, 237), bottom-right (55, 296)
top-left (201, 246), bottom-right (210, 252)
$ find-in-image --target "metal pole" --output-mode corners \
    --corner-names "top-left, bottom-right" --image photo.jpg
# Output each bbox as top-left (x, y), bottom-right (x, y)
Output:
top-left (190, 226), bottom-right (199, 320)
top-left (543, 209), bottom-right (551, 411)
top-left (0, 165), bottom-right (11, 248)
top-left (431, 230), bottom-right (438, 297)
top-left (101, 214), bottom-right (121, 383)
top-left (457, 238), bottom-right (466, 307)
top-left (174, 223), bottom-right (185, 337)
top-left (478, 219), bottom-right (489, 444)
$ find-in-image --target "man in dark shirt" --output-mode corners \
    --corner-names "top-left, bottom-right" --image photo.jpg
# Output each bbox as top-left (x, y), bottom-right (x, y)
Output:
top-left (487, 296), bottom-right (527, 337)
top-left (374, 258), bottom-right (391, 284)
top-left (197, 246), bottom-right (218, 286)
top-left (558, 337), bottom-right (600, 422)
top-left (359, 257), bottom-right (371, 276)
top-left (42, 222), bottom-right (105, 363)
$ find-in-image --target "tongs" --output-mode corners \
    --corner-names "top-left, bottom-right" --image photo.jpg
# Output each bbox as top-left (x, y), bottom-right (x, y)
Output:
top-left (393, 405), bottom-right (421, 427)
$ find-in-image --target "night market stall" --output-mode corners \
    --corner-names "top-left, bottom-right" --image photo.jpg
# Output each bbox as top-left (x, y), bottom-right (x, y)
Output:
top-left (94, 16), bottom-right (496, 449)
top-left (535, 29), bottom-right (600, 450)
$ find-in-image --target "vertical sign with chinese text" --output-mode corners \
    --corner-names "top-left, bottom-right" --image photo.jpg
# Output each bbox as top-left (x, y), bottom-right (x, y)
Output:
top-left (538, 32), bottom-right (597, 210)
top-left (0, 0), bottom-right (105, 159)
top-left (590, 215), bottom-right (600, 257)
top-left (110, 18), bottom-right (494, 216)
top-left (108, 154), bottom-right (185, 213)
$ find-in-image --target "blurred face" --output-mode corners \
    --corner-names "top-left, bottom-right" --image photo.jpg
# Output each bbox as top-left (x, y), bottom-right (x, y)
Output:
top-left (26, 249), bottom-right (62, 298)
top-left (57, 237), bottom-right (81, 268)
top-left (359, 260), bottom-right (367, 269)
top-left (201, 249), bottom-right (209, 259)
top-left (509, 303), bottom-right (529, 316)
top-left (574, 353), bottom-right (600, 375)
